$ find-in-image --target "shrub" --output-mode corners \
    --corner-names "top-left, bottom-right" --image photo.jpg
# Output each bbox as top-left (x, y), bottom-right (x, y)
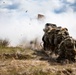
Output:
top-left (0, 39), bottom-right (9, 47)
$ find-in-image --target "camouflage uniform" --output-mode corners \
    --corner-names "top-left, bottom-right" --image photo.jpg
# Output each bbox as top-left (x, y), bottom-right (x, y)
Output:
top-left (54, 28), bottom-right (69, 46)
top-left (42, 23), bottom-right (76, 63)
top-left (54, 28), bottom-right (69, 54)
top-left (42, 23), bottom-right (57, 51)
top-left (57, 37), bottom-right (76, 63)
top-left (42, 33), bottom-right (50, 50)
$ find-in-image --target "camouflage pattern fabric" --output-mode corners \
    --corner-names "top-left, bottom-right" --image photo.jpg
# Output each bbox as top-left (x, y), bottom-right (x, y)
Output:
top-left (42, 23), bottom-right (57, 51)
top-left (42, 23), bottom-right (76, 63)
top-left (57, 37), bottom-right (76, 63)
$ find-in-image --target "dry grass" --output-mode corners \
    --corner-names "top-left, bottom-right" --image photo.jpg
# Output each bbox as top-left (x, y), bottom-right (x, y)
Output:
top-left (0, 46), bottom-right (23, 54)
top-left (0, 59), bottom-right (53, 75)
top-left (0, 47), bottom-right (36, 60)
top-left (0, 47), bottom-right (76, 75)
top-left (0, 59), bottom-right (76, 75)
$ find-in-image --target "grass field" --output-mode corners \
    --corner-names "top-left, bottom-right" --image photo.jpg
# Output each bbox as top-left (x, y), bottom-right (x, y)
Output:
top-left (0, 47), bottom-right (76, 75)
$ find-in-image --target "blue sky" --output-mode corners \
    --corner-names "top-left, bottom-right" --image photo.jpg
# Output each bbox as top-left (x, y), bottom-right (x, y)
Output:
top-left (0, 0), bottom-right (76, 46)
top-left (0, 0), bottom-right (76, 13)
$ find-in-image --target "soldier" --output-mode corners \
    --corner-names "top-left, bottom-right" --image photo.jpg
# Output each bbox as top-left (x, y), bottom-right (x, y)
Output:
top-left (54, 27), bottom-right (69, 46)
top-left (42, 34), bottom-right (50, 50)
top-left (56, 36), bottom-right (76, 63)
top-left (42, 23), bottom-right (76, 63)
top-left (42, 23), bottom-right (57, 51)
top-left (54, 27), bottom-right (69, 55)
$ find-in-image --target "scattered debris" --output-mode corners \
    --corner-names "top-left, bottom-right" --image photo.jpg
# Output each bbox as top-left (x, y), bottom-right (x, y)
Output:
top-left (37, 14), bottom-right (45, 20)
